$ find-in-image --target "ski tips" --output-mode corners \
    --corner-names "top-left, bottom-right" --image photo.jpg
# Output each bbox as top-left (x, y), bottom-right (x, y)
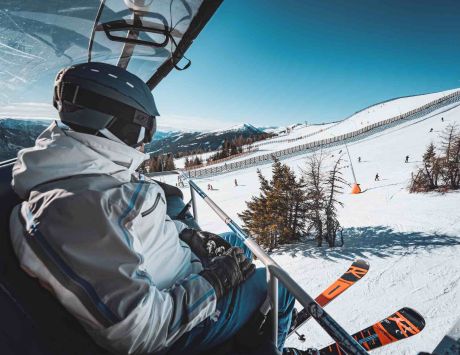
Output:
top-left (400, 307), bottom-right (426, 329)
top-left (353, 259), bottom-right (370, 268)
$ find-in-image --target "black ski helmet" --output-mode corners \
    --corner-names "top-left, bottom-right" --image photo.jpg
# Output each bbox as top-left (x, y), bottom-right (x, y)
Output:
top-left (53, 62), bottom-right (158, 147)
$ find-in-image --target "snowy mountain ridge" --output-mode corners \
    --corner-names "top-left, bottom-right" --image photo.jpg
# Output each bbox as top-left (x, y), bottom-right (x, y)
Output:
top-left (145, 121), bottom-right (268, 156)
top-left (202, 123), bottom-right (262, 136)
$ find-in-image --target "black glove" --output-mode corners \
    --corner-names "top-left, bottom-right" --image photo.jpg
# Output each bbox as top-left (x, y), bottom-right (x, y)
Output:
top-left (179, 228), bottom-right (231, 259)
top-left (200, 247), bottom-right (255, 300)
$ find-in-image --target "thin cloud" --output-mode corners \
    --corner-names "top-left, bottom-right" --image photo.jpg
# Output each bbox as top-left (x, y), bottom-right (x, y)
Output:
top-left (0, 102), bottom-right (56, 120)
top-left (157, 114), bottom-right (238, 132)
top-left (0, 102), bottom-right (239, 132)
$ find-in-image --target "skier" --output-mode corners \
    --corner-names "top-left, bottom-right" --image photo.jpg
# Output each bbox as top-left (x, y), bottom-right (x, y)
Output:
top-left (430, 128), bottom-right (433, 132)
top-left (234, 178), bottom-right (238, 187)
top-left (8, 63), bottom-right (296, 355)
top-left (358, 156), bottom-right (361, 163)
top-left (405, 155), bottom-right (409, 163)
top-left (441, 117), bottom-right (444, 122)
top-left (375, 173), bottom-right (380, 181)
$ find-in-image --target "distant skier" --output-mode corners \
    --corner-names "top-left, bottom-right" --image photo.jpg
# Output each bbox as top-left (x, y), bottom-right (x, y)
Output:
top-left (358, 156), bottom-right (361, 163)
top-left (405, 155), bottom-right (409, 163)
top-left (441, 117), bottom-right (444, 122)
top-left (375, 173), bottom-right (380, 181)
top-left (430, 128), bottom-right (433, 133)
top-left (234, 178), bottom-right (238, 187)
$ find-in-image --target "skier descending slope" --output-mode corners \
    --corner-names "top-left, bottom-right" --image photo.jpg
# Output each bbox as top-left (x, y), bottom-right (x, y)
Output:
top-left (8, 62), bottom-right (298, 355)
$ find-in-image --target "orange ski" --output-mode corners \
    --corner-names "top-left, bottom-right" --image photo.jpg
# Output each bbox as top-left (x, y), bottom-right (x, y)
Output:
top-left (319, 307), bottom-right (425, 354)
top-left (289, 259), bottom-right (370, 339)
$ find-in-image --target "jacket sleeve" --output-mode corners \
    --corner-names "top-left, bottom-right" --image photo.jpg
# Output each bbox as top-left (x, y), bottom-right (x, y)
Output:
top-left (90, 184), bottom-right (217, 354)
top-left (92, 272), bottom-right (217, 354)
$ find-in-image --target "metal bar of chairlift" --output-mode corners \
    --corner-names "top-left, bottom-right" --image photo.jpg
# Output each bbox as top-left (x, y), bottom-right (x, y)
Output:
top-left (268, 271), bottom-right (278, 346)
top-left (182, 173), bottom-right (368, 354)
top-left (190, 184), bottom-right (198, 222)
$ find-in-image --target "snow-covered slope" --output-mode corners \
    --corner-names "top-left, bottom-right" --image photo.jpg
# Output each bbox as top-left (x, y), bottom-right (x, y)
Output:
top-left (191, 89), bottom-right (460, 169)
top-left (328, 88), bottom-right (459, 134)
top-left (159, 90), bottom-right (460, 354)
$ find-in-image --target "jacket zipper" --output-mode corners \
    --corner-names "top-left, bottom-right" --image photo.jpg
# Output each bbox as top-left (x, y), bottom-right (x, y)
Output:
top-left (141, 193), bottom-right (163, 217)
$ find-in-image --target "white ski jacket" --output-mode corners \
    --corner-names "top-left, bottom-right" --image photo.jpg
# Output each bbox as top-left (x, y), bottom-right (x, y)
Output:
top-left (9, 122), bottom-right (217, 354)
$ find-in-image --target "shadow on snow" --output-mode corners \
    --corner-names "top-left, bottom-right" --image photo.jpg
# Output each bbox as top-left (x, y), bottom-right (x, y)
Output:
top-left (270, 226), bottom-right (460, 262)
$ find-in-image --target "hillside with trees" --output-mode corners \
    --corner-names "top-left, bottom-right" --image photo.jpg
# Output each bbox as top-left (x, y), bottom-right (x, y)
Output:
top-left (410, 124), bottom-right (460, 192)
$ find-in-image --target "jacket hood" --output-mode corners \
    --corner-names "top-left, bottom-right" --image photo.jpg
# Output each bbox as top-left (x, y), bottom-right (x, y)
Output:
top-left (12, 121), bottom-right (149, 199)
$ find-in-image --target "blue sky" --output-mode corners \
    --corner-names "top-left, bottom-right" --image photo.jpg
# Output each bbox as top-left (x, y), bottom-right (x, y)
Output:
top-left (153, 0), bottom-right (460, 130)
top-left (2, 0), bottom-right (459, 131)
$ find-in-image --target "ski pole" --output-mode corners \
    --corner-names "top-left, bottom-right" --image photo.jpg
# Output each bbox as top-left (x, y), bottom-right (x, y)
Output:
top-left (178, 172), bottom-right (368, 355)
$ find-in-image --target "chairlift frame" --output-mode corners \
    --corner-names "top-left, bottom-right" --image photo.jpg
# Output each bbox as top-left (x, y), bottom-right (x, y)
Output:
top-left (87, 0), bottom-right (223, 89)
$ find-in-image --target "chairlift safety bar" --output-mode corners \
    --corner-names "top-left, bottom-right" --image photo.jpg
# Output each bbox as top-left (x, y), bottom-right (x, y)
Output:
top-left (181, 173), bottom-right (368, 354)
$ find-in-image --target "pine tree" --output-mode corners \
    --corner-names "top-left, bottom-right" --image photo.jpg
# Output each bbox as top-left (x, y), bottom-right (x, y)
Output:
top-left (239, 158), bottom-right (306, 251)
top-left (230, 142), bottom-right (238, 156)
top-left (239, 169), bottom-right (272, 249)
top-left (410, 143), bottom-right (439, 192)
top-left (164, 153), bottom-right (176, 171)
top-left (301, 153), bottom-right (346, 247)
top-left (193, 156), bottom-right (202, 166)
top-left (324, 158), bottom-right (345, 247)
top-left (440, 124), bottom-right (460, 189)
top-left (221, 139), bottom-right (230, 159)
top-left (302, 153), bottom-right (325, 246)
top-left (422, 143), bottom-right (439, 189)
top-left (156, 156), bottom-right (164, 171)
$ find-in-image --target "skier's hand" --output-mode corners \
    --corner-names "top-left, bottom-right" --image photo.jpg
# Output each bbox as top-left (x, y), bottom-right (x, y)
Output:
top-left (179, 228), bottom-right (231, 259)
top-left (200, 247), bottom-right (255, 300)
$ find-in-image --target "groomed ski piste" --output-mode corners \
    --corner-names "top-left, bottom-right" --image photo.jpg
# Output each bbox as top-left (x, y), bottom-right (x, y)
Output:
top-left (160, 88), bottom-right (460, 354)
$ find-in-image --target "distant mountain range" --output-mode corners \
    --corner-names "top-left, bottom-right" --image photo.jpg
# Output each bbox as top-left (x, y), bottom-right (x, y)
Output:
top-left (0, 119), bottom-right (272, 161)
top-left (0, 118), bottom-right (52, 161)
top-left (145, 123), bottom-right (264, 155)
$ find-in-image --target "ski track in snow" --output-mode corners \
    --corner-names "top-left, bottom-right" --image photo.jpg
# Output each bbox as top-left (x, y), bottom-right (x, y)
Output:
top-left (161, 89), bottom-right (460, 354)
